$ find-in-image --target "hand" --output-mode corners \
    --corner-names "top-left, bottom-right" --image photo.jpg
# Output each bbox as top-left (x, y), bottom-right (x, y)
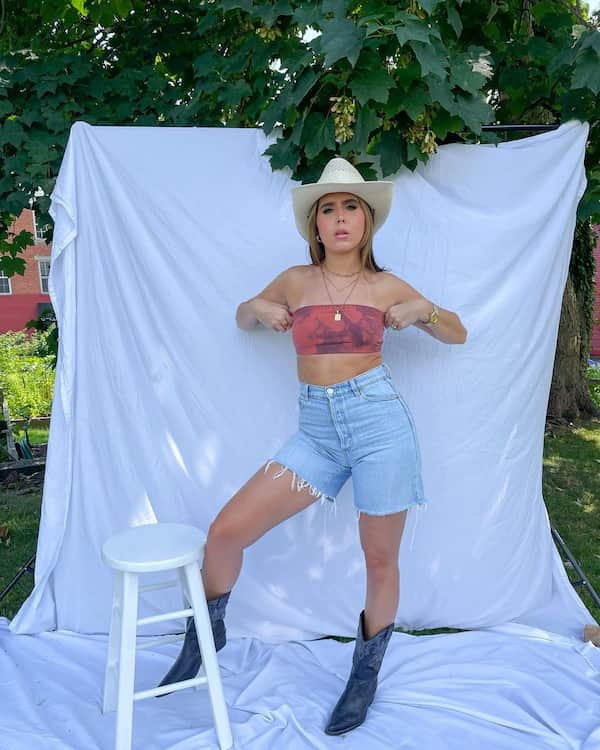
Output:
top-left (385, 299), bottom-right (431, 330)
top-left (251, 298), bottom-right (294, 332)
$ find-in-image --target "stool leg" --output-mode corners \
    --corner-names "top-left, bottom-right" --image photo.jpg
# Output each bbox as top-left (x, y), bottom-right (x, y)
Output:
top-left (115, 571), bottom-right (139, 750)
top-left (103, 570), bottom-right (124, 713)
top-left (183, 563), bottom-right (233, 750)
top-left (176, 567), bottom-right (205, 686)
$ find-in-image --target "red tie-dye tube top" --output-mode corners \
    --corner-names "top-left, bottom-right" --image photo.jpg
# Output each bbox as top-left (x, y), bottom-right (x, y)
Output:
top-left (291, 304), bottom-right (385, 355)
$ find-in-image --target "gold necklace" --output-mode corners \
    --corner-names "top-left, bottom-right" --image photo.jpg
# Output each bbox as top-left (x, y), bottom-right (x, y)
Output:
top-left (321, 270), bottom-right (361, 293)
top-left (323, 262), bottom-right (362, 278)
top-left (320, 265), bottom-right (363, 321)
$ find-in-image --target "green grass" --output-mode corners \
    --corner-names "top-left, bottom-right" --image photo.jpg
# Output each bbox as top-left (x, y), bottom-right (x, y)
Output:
top-left (11, 426), bottom-right (50, 445)
top-left (541, 417), bottom-right (600, 625)
top-left (0, 490), bottom-right (42, 619)
top-left (1, 419), bottom-right (599, 630)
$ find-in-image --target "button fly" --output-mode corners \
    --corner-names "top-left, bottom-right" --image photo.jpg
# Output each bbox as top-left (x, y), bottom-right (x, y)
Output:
top-left (326, 387), bottom-right (334, 395)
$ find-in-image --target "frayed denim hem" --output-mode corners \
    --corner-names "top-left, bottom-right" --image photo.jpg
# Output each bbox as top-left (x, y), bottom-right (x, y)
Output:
top-left (264, 459), bottom-right (337, 516)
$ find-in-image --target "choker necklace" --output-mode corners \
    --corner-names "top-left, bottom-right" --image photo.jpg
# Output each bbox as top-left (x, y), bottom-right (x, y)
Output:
top-left (323, 263), bottom-right (362, 278)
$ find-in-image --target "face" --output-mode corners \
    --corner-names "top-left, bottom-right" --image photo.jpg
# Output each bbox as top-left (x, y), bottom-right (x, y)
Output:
top-left (315, 192), bottom-right (366, 254)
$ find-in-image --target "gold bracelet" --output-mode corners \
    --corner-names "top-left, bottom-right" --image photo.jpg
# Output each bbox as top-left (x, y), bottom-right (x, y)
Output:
top-left (424, 303), bottom-right (439, 326)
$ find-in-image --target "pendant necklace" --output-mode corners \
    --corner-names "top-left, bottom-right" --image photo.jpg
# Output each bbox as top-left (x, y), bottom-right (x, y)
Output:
top-left (320, 264), bottom-right (363, 321)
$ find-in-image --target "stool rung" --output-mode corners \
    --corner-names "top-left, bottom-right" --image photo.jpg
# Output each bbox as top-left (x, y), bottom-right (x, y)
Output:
top-left (136, 633), bottom-right (184, 651)
top-left (137, 608), bottom-right (192, 626)
top-left (134, 675), bottom-right (208, 701)
top-left (139, 580), bottom-right (178, 593)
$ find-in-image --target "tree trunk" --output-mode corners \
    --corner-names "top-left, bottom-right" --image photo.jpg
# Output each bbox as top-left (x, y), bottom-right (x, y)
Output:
top-left (547, 220), bottom-right (599, 424)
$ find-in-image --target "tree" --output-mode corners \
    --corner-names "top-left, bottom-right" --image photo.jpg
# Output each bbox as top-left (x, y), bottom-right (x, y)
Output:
top-left (1, 0), bottom-right (599, 418)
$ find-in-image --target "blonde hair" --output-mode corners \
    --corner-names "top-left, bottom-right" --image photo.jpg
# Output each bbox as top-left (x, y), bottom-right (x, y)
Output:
top-left (306, 194), bottom-right (387, 273)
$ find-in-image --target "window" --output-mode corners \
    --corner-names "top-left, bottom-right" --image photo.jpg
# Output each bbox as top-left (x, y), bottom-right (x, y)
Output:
top-left (0, 269), bottom-right (11, 295)
top-left (37, 258), bottom-right (50, 294)
top-left (33, 211), bottom-right (50, 242)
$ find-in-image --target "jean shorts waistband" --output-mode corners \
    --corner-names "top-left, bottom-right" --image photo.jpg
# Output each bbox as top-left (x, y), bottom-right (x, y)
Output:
top-left (299, 362), bottom-right (392, 400)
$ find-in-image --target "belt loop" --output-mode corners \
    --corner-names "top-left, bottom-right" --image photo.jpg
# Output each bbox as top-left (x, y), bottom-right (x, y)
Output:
top-left (301, 382), bottom-right (310, 400)
top-left (382, 362), bottom-right (392, 379)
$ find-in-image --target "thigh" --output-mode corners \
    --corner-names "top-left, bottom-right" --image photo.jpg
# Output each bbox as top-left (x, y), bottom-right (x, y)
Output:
top-left (358, 510), bottom-right (408, 566)
top-left (350, 397), bottom-right (425, 514)
top-left (209, 461), bottom-right (326, 549)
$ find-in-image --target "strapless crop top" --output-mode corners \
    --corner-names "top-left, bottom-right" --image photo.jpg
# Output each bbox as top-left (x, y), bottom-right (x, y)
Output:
top-left (291, 304), bottom-right (385, 355)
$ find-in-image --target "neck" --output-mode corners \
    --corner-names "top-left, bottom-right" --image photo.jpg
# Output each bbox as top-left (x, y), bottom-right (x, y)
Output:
top-left (322, 255), bottom-right (363, 276)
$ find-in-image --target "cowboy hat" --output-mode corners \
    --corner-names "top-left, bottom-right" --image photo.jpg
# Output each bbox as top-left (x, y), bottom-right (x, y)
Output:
top-left (291, 157), bottom-right (394, 241)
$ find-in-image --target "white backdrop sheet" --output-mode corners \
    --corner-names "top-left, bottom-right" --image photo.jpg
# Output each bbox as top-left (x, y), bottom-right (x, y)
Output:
top-left (2, 120), bottom-right (599, 748)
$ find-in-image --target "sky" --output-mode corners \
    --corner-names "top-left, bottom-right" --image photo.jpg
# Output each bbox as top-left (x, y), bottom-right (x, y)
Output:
top-left (586, 0), bottom-right (600, 12)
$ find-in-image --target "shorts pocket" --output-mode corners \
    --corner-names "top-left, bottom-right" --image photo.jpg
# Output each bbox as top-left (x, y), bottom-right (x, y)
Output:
top-left (356, 377), bottom-right (399, 402)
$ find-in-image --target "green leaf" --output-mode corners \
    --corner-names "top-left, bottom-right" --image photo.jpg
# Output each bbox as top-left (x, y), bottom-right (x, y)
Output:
top-left (430, 108), bottom-right (461, 140)
top-left (2, 120), bottom-right (26, 148)
top-left (258, 1), bottom-right (294, 25)
top-left (349, 67), bottom-right (395, 105)
top-left (410, 41), bottom-right (448, 79)
top-left (572, 52), bottom-right (600, 94)
top-left (452, 92), bottom-right (494, 133)
top-left (353, 162), bottom-right (378, 181)
top-left (425, 75), bottom-right (455, 111)
top-left (302, 112), bottom-right (336, 159)
top-left (0, 255), bottom-right (26, 277)
top-left (113, 0), bottom-right (134, 17)
top-left (318, 17), bottom-right (365, 67)
top-left (70, 0), bottom-right (88, 16)
top-left (322, 0), bottom-right (347, 17)
top-left (349, 106), bottom-right (380, 152)
top-left (418, 0), bottom-right (444, 14)
top-left (260, 97), bottom-right (288, 134)
top-left (448, 52), bottom-right (488, 92)
top-left (394, 12), bottom-right (436, 46)
top-left (293, 6), bottom-right (316, 28)
top-left (220, 80), bottom-right (252, 107)
top-left (371, 130), bottom-right (406, 177)
top-left (579, 30), bottom-right (600, 57)
top-left (402, 86), bottom-right (430, 120)
top-left (288, 68), bottom-right (319, 106)
top-left (263, 138), bottom-right (299, 171)
top-left (447, 5), bottom-right (462, 38)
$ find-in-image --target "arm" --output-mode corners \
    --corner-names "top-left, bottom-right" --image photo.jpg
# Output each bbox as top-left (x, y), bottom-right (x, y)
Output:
top-left (383, 273), bottom-right (467, 345)
top-left (236, 267), bottom-right (294, 332)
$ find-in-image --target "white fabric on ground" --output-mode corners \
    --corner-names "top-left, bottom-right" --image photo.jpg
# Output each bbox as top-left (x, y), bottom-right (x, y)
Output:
top-left (2, 618), bottom-right (600, 749)
top-left (3, 120), bottom-right (598, 749)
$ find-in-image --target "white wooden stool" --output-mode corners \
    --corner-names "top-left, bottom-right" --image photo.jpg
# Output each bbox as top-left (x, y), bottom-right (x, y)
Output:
top-left (101, 522), bottom-right (233, 750)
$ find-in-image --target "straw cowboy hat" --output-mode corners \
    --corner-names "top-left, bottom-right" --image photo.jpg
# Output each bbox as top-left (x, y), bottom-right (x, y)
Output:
top-left (292, 157), bottom-right (394, 241)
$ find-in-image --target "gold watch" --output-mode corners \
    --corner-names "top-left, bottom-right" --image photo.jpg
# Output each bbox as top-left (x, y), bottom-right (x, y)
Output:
top-left (424, 303), bottom-right (439, 326)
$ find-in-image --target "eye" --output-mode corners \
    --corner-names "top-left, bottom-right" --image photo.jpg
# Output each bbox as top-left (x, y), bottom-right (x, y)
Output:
top-left (321, 207), bottom-right (333, 213)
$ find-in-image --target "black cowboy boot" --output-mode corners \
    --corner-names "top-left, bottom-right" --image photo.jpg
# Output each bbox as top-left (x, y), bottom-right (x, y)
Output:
top-left (158, 590), bottom-right (231, 689)
top-left (324, 610), bottom-right (394, 735)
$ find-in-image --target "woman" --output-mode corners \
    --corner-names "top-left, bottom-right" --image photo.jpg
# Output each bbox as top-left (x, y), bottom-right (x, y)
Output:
top-left (158, 157), bottom-right (467, 735)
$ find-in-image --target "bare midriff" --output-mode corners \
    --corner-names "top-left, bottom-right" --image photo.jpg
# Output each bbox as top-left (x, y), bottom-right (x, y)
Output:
top-left (297, 351), bottom-right (384, 386)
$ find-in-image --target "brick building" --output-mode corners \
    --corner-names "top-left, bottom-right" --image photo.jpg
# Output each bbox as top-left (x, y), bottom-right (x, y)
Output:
top-left (0, 209), bottom-right (52, 334)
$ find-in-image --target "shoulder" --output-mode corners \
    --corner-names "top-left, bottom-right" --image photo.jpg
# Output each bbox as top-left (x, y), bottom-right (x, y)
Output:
top-left (374, 271), bottom-right (423, 305)
top-left (253, 264), bottom-right (313, 306)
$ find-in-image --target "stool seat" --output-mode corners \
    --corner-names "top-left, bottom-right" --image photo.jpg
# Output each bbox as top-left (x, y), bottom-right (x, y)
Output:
top-left (102, 523), bottom-right (206, 573)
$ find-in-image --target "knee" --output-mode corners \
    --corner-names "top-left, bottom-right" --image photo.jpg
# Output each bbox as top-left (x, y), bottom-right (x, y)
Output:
top-left (363, 548), bottom-right (398, 575)
top-left (207, 514), bottom-right (245, 550)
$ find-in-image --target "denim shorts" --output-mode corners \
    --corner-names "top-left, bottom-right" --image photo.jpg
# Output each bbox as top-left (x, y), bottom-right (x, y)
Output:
top-left (265, 363), bottom-right (428, 518)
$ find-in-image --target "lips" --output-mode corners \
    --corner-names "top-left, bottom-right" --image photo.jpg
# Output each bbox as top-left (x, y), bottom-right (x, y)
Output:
top-left (335, 231), bottom-right (349, 237)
